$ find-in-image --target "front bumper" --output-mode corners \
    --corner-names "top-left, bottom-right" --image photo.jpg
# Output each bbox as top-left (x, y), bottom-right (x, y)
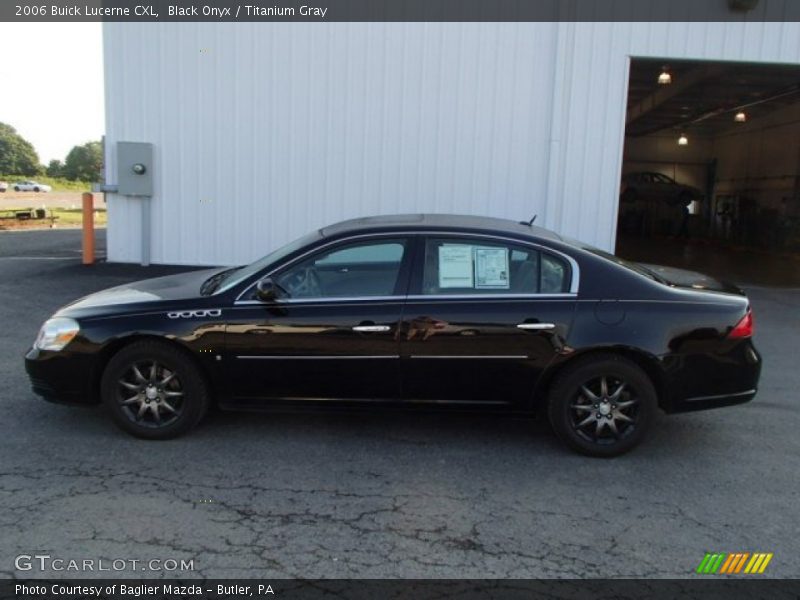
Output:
top-left (25, 347), bottom-right (98, 405)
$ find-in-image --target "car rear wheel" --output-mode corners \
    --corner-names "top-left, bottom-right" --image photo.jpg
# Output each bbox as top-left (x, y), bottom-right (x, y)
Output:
top-left (547, 354), bottom-right (657, 457)
top-left (101, 340), bottom-right (210, 439)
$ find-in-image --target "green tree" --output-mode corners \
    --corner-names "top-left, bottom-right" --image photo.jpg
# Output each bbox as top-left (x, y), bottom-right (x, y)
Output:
top-left (46, 159), bottom-right (64, 178)
top-left (0, 122), bottom-right (41, 175)
top-left (63, 141), bottom-right (103, 182)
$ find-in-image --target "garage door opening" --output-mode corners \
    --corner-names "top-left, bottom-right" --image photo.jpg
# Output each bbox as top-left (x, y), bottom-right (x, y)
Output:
top-left (615, 58), bottom-right (800, 286)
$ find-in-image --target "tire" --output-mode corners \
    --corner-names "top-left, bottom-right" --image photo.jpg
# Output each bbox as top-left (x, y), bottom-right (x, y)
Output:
top-left (33, 187), bottom-right (39, 192)
top-left (14, 186), bottom-right (20, 192)
top-left (101, 340), bottom-right (210, 439)
top-left (547, 354), bottom-right (657, 457)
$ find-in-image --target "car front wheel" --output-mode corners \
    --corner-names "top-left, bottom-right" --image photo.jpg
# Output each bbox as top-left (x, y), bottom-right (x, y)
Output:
top-left (101, 340), bottom-right (210, 439)
top-left (547, 354), bottom-right (657, 457)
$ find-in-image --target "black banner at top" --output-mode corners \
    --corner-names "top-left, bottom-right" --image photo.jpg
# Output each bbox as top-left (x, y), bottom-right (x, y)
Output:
top-left (2, 0), bottom-right (800, 22)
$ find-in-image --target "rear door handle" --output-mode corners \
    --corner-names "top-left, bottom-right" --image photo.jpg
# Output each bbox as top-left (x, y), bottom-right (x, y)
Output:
top-left (352, 325), bottom-right (391, 333)
top-left (517, 323), bottom-right (556, 330)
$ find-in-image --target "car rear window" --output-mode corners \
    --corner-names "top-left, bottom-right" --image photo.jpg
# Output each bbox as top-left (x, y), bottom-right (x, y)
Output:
top-left (563, 238), bottom-right (665, 283)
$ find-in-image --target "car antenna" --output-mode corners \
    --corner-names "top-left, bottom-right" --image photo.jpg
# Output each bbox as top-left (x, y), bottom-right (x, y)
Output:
top-left (519, 214), bottom-right (537, 227)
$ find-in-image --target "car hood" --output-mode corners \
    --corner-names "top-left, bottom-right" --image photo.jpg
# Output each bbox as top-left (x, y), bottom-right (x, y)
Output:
top-left (639, 263), bottom-right (744, 295)
top-left (56, 267), bottom-right (230, 317)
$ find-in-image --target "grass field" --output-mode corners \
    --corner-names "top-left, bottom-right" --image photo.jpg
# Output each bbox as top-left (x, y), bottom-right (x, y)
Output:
top-left (51, 207), bottom-right (107, 226)
top-left (0, 175), bottom-right (93, 193)
top-left (0, 206), bottom-right (107, 229)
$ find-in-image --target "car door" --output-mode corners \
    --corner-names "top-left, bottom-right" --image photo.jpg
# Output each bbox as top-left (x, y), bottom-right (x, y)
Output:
top-left (224, 235), bottom-right (414, 402)
top-left (399, 235), bottom-right (577, 406)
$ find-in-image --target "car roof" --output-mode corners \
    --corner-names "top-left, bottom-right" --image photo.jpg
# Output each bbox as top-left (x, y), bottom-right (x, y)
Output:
top-left (320, 213), bottom-right (563, 242)
top-left (627, 171), bottom-right (672, 178)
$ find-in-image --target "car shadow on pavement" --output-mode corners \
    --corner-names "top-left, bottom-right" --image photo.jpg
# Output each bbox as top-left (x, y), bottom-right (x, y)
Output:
top-left (37, 397), bottom-right (720, 463)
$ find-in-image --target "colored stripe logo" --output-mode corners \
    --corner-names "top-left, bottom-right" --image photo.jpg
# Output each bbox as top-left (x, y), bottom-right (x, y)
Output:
top-left (696, 552), bottom-right (773, 574)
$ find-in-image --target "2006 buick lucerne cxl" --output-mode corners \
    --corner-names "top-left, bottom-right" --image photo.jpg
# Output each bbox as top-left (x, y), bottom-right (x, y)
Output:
top-left (25, 214), bottom-right (761, 457)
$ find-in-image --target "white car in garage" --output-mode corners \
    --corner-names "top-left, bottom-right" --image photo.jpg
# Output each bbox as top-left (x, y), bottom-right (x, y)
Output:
top-left (13, 181), bottom-right (52, 193)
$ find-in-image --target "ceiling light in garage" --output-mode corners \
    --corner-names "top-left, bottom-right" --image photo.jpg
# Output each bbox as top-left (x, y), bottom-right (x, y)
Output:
top-left (658, 67), bottom-right (672, 85)
top-left (678, 134), bottom-right (689, 145)
top-left (735, 111), bottom-right (747, 122)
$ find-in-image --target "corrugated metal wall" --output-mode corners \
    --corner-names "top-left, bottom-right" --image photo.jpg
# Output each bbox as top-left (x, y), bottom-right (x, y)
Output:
top-left (103, 20), bottom-right (800, 265)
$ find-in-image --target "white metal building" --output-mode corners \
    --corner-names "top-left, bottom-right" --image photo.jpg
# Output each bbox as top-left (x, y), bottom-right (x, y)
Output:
top-left (103, 17), bottom-right (800, 265)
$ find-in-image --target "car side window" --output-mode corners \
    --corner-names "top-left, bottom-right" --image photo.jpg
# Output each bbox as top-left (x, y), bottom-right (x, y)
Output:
top-left (421, 237), bottom-right (570, 295)
top-left (273, 239), bottom-right (408, 299)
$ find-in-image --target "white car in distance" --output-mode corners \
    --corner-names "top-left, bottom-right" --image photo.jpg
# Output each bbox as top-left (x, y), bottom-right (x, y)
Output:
top-left (13, 181), bottom-right (52, 193)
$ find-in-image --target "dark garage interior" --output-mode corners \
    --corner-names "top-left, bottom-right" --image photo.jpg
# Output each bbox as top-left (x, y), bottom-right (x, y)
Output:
top-left (616, 58), bottom-right (800, 286)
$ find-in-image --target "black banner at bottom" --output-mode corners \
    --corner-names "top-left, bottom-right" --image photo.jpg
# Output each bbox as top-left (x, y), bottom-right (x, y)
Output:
top-left (3, 580), bottom-right (800, 600)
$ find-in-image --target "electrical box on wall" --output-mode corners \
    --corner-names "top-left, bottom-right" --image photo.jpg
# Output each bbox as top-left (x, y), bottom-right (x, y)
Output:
top-left (117, 142), bottom-right (153, 196)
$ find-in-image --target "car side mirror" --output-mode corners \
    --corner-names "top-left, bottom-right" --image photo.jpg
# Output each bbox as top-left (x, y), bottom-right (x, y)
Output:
top-left (255, 277), bottom-right (285, 302)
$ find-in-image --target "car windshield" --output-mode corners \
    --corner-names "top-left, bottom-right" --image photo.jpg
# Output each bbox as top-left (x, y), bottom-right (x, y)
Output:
top-left (204, 229), bottom-right (324, 295)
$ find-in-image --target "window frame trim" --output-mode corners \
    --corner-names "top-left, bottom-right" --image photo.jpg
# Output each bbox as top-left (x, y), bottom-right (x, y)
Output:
top-left (234, 230), bottom-right (579, 305)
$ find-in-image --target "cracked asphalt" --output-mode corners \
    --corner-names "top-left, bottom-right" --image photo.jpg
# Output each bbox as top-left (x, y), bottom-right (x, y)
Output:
top-left (1, 230), bottom-right (798, 579)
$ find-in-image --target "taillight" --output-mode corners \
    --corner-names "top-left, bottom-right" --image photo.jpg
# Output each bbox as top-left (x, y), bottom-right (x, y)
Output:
top-left (728, 309), bottom-right (754, 339)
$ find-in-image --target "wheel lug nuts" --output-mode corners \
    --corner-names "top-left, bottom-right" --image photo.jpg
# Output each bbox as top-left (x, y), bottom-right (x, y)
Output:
top-left (593, 404), bottom-right (598, 409)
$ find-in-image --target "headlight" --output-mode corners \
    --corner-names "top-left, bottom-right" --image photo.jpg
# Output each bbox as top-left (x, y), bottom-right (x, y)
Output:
top-left (34, 317), bottom-right (80, 351)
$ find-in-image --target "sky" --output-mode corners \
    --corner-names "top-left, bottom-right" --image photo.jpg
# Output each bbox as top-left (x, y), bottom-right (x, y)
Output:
top-left (0, 23), bottom-right (104, 164)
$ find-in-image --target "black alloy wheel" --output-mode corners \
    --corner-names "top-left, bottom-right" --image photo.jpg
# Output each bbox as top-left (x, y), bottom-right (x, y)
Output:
top-left (101, 340), bottom-right (210, 439)
top-left (547, 354), bottom-right (657, 457)
top-left (116, 359), bottom-right (185, 428)
top-left (569, 375), bottom-right (639, 444)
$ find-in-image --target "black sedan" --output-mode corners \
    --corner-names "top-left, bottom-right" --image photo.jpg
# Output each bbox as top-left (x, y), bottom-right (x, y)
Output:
top-left (620, 172), bottom-right (703, 205)
top-left (25, 214), bottom-right (761, 457)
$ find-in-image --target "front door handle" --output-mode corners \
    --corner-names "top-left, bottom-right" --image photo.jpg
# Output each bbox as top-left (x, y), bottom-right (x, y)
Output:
top-left (517, 322), bottom-right (556, 330)
top-left (353, 325), bottom-right (391, 333)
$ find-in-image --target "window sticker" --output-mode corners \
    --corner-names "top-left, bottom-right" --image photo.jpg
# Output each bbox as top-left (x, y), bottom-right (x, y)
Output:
top-left (474, 246), bottom-right (510, 289)
top-left (438, 244), bottom-right (474, 288)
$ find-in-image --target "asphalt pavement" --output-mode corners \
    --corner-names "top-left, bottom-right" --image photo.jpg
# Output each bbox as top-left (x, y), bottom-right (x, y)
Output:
top-left (1, 229), bottom-right (798, 579)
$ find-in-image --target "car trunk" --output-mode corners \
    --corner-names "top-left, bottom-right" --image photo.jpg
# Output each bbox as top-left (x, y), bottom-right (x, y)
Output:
top-left (638, 263), bottom-right (745, 296)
